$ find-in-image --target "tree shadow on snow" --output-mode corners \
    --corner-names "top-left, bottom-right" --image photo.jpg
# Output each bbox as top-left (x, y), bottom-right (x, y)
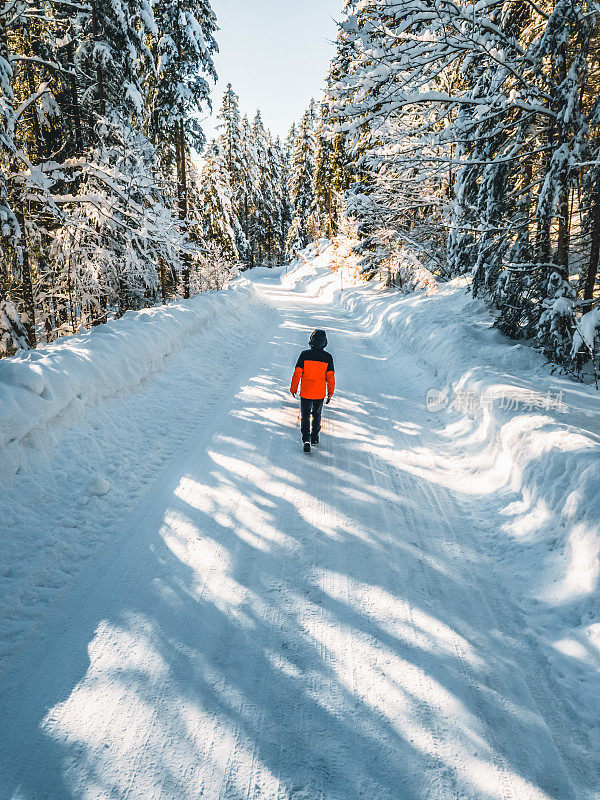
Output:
top-left (0, 291), bottom-right (596, 800)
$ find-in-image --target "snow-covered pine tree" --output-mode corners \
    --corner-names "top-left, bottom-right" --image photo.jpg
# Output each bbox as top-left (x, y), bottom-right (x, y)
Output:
top-left (266, 134), bottom-right (292, 264)
top-left (2, 0), bottom-right (69, 346)
top-left (313, 118), bottom-right (335, 238)
top-left (0, 0), bottom-right (223, 358)
top-left (312, 101), bottom-right (354, 241)
top-left (285, 123), bottom-right (296, 160)
top-left (328, 1), bottom-right (451, 274)
top-left (326, 0), bottom-right (600, 373)
top-left (274, 137), bottom-right (293, 262)
top-left (50, 0), bottom-right (180, 323)
top-left (238, 113), bottom-right (259, 260)
top-left (218, 84), bottom-right (245, 199)
top-left (287, 105), bottom-right (316, 251)
top-left (195, 140), bottom-right (241, 264)
top-left (149, 0), bottom-right (217, 296)
top-left (249, 112), bottom-right (278, 265)
top-left (0, 11), bottom-right (26, 354)
top-left (216, 85), bottom-right (251, 262)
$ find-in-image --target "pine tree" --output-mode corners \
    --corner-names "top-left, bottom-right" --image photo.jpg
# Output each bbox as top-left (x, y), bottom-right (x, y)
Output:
top-left (218, 84), bottom-right (245, 199)
top-left (313, 119), bottom-right (335, 237)
top-left (287, 106), bottom-right (316, 251)
top-left (326, 0), bottom-right (600, 372)
top-left (239, 113), bottom-right (259, 259)
top-left (150, 0), bottom-right (217, 296)
top-left (313, 108), bottom-right (353, 239)
top-left (216, 85), bottom-right (250, 261)
top-left (250, 112), bottom-right (277, 264)
top-left (0, 11), bottom-right (24, 353)
top-left (285, 123), bottom-right (297, 159)
top-left (0, 0), bottom-right (220, 357)
top-left (195, 141), bottom-right (241, 264)
top-left (275, 138), bottom-right (293, 261)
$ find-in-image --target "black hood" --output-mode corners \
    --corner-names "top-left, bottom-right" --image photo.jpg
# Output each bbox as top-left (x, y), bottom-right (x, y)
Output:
top-left (309, 329), bottom-right (328, 349)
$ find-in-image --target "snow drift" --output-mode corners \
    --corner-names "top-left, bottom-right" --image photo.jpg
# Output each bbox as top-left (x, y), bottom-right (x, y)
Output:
top-left (286, 243), bottom-right (600, 699)
top-left (283, 241), bottom-right (600, 754)
top-left (0, 278), bottom-right (257, 479)
top-left (332, 272), bottom-right (600, 599)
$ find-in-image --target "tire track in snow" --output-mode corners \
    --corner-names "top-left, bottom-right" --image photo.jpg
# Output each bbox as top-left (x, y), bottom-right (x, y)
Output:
top-left (351, 321), bottom-right (579, 800)
top-left (1, 267), bottom-right (589, 800)
top-left (0, 303), bottom-right (284, 800)
top-left (281, 315), bottom-right (474, 799)
top-left (344, 343), bottom-right (476, 800)
top-left (335, 274), bottom-right (593, 798)
top-left (196, 338), bottom-right (289, 800)
top-left (412, 462), bottom-right (584, 800)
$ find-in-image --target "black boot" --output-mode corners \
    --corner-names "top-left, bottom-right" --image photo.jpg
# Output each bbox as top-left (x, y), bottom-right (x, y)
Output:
top-left (311, 434), bottom-right (319, 445)
top-left (303, 442), bottom-right (311, 453)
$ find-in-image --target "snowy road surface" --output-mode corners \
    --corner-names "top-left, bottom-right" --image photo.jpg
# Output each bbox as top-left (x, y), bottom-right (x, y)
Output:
top-left (0, 259), bottom-right (596, 799)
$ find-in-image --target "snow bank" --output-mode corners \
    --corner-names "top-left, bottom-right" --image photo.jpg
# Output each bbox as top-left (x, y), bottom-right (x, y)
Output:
top-left (287, 240), bottom-right (600, 710)
top-left (0, 278), bottom-right (257, 479)
top-left (332, 275), bottom-right (600, 597)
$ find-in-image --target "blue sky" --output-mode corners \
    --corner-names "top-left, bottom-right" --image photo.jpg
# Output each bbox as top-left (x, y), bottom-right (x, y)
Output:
top-left (201, 0), bottom-right (343, 144)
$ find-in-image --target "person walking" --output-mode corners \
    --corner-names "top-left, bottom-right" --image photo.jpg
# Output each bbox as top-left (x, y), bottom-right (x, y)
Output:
top-left (290, 329), bottom-right (335, 452)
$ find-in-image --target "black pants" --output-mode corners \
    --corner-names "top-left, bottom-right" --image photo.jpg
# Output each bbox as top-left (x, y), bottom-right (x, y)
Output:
top-left (300, 398), bottom-right (324, 442)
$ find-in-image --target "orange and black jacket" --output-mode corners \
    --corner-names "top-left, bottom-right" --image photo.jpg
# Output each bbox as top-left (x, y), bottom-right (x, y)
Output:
top-left (291, 348), bottom-right (335, 400)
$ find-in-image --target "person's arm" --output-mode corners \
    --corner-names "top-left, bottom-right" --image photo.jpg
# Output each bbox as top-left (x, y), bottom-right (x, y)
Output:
top-left (290, 353), bottom-right (304, 396)
top-left (326, 354), bottom-right (335, 400)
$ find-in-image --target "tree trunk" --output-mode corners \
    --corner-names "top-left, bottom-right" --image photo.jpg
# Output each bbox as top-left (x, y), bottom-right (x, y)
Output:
top-left (535, 120), bottom-right (553, 267)
top-left (24, 60), bottom-right (44, 162)
top-left (176, 119), bottom-right (190, 298)
top-left (16, 206), bottom-right (37, 347)
top-left (555, 41), bottom-right (570, 277)
top-left (556, 184), bottom-right (570, 275)
top-left (583, 179), bottom-right (600, 312)
top-left (92, 5), bottom-right (105, 117)
top-left (66, 39), bottom-right (84, 154)
top-left (159, 258), bottom-right (168, 304)
top-left (91, 294), bottom-right (108, 326)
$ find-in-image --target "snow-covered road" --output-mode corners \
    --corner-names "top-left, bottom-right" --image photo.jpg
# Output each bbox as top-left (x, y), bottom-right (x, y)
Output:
top-left (0, 259), bottom-right (596, 799)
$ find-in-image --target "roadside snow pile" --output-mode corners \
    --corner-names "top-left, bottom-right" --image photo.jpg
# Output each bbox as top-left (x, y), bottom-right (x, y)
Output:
top-left (274, 243), bottom-right (599, 737)
top-left (0, 278), bottom-right (257, 479)
top-left (380, 246), bottom-right (440, 294)
top-left (283, 239), bottom-right (362, 297)
top-left (329, 265), bottom-right (600, 627)
top-left (0, 274), bottom-right (269, 662)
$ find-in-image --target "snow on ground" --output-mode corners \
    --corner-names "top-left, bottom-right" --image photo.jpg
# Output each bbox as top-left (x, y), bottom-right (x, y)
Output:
top-left (0, 244), bottom-right (598, 800)
top-left (0, 278), bottom-right (258, 472)
top-left (331, 257), bottom-right (600, 686)
top-left (294, 242), bottom-right (600, 756)
top-left (0, 277), bottom-right (273, 660)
